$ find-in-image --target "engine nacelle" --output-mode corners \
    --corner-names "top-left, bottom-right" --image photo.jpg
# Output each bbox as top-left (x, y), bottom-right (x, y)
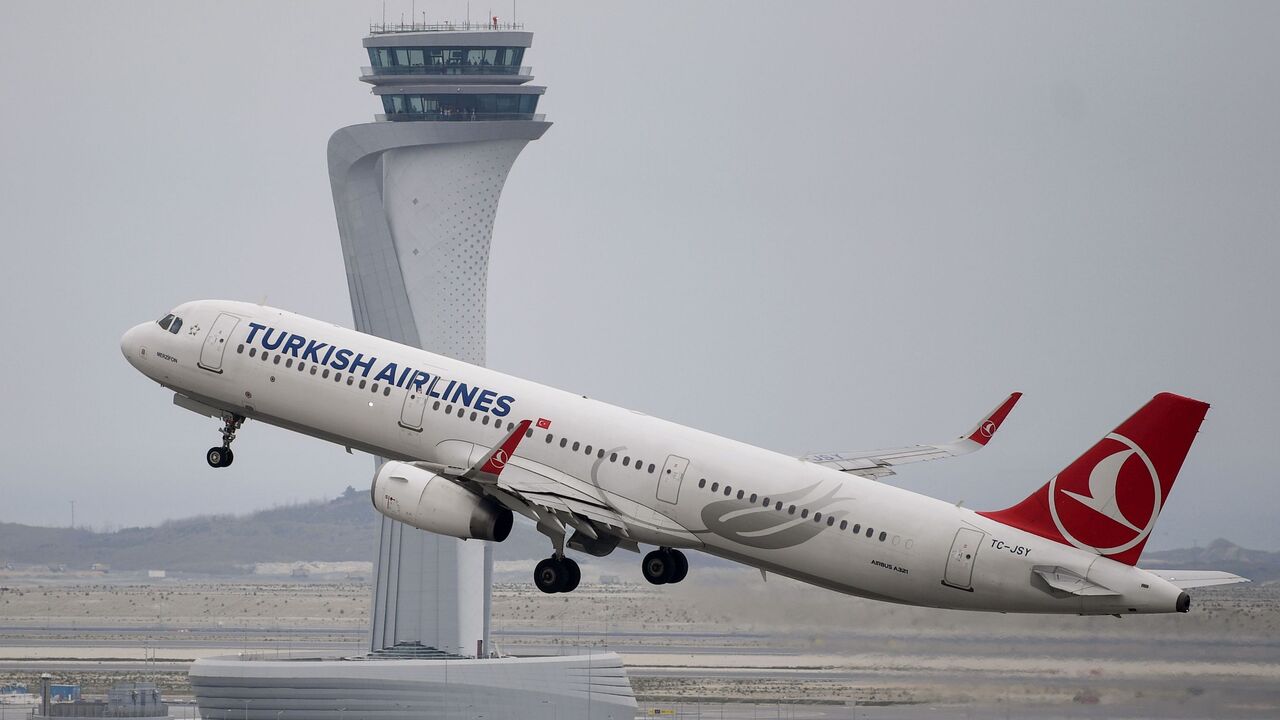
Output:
top-left (371, 461), bottom-right (513, 542)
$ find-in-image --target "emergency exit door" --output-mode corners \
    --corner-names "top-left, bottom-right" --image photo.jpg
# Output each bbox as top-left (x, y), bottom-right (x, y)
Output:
top-left (656, 455), bottom-right (689, 504)
top-left (943, 527), bottom-right (984, 591)
top-left (198, 313), bottom-right (241, 373)
top-left (399, 387), bottom-right (428, 431)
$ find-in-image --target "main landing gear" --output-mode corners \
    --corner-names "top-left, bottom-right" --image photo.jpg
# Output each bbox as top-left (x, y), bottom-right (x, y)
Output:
top-left (642, 547), bottom-right (689, 585)
top-left (206, 413), bottom-right (244, 468)
top-left (534, 555), bottom-right (581, 594)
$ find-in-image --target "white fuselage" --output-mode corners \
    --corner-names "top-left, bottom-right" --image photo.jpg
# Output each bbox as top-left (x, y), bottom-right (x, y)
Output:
top-left (121, 300), bottom-right (1187, 614)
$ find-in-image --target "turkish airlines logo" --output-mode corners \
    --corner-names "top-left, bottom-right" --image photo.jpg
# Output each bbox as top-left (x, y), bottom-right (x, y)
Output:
top-left (1048, 433), bottom-right (1162, 556)
top-left (979, 420), bottom-right (996, 438)
top-left (490, 449), bottom-right (508, 470)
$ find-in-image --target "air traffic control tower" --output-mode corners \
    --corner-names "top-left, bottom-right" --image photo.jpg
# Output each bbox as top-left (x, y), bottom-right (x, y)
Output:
top-left (189, 22), bottom-right (635, 719)
top-left (329, 22), bottom-right (549, 658)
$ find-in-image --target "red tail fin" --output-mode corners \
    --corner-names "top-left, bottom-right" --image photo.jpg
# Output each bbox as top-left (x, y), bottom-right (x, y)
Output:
top-left (978, 393), bottom-right (1209, 565)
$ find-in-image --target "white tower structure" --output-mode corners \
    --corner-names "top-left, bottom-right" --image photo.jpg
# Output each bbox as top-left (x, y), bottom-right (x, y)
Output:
top-left (190, 23), bottom-right (635, 718)
top-left (327, 23), bottom-right (549, 656)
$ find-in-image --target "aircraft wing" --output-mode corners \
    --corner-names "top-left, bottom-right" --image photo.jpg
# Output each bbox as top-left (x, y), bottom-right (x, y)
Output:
top-left (801, 392), bottom-right (1021, 479)
top-left (1144, 569), bottom-right (1251, 589)
top-left (413, 419), bottom-right (630, 536)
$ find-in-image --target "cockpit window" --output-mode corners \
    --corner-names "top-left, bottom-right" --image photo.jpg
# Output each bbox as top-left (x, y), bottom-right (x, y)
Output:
top-left (169, 317), bottom-right (183, 334)
top-left (157, 314), bottom-right (174, 331)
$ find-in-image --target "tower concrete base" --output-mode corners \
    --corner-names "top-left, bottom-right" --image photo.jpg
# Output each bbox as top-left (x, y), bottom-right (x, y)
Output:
top-left (190, 653), bottom-right (636, 720)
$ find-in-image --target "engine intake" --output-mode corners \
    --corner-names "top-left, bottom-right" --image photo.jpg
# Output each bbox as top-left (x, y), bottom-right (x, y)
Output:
top-left (371, 461), bottom-right (512, 542)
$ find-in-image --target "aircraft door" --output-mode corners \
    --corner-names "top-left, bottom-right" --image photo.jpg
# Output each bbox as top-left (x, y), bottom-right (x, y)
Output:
top-left (198, 313), bottom-right (241, 373)
top-left (943, 527), bottom-right (984, 590)
top-left (656, 455), bottom-right (689, 504)
top-left (399, 388), bottom-right (428, 431)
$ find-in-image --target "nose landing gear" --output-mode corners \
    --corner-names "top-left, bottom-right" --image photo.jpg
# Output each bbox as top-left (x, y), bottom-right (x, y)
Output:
top-left (534, 555), bottom-right (581, 594)
top-left (642, 548), bottom-right (689, 585)
top-left (206, 413), bottom-right (244, 468)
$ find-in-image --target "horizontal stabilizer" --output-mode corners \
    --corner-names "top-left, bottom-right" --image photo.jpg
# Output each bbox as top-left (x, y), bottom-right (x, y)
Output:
top-left (1144, 569), bottom-right (1250, 589)
top-left (1032, 566), bottom-right (1119, 596)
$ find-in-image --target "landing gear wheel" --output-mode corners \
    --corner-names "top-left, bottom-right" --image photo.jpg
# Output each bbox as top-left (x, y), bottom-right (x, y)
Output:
top-left (534, 557), bottom-right (565, 594)
top-left (207, 414), bottom-right (244, 468)
top-left (534, 556), bottom-right (581, 594)
top-left (559, 557), bottom-right (581, 593)
top-left (668, 549), bottom-right (689, 584)
top-left (642, 549), bottom-right (673, 585)
top-left (206, 446), bottom-right (232, 468)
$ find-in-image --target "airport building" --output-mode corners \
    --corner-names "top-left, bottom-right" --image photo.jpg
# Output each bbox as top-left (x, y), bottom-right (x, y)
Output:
top-left (189, 20), bottom-right (637, 719)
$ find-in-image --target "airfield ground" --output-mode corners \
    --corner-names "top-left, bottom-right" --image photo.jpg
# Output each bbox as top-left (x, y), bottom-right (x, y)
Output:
top-left (1, 570), bottom-right (1277, 718)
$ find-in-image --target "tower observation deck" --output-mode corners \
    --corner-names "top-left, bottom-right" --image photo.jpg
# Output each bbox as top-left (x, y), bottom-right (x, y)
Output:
top-left (361, 22), bottom-right (545, 122)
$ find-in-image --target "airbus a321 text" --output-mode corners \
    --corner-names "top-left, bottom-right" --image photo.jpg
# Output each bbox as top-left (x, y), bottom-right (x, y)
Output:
top-left (121, 301), bottom-right (1247, 613)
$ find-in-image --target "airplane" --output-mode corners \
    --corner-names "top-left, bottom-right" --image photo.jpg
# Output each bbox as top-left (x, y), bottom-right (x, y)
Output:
top-left (121, 300), bottom-right (1247, 614)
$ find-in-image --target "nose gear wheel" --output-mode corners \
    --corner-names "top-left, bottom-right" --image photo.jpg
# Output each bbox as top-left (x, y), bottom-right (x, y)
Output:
top-left (207, 413), bottom-right (244, 468)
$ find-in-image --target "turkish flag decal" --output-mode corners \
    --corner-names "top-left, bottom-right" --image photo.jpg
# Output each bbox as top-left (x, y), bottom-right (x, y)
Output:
top-left (536, 418), bottom-right (551, 429)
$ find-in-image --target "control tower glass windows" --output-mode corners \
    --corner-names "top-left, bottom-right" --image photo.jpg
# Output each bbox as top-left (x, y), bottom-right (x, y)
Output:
top-left (368, 46), bottom-right (525, 75)
top-left (381, 93), bottom-right (539, 121)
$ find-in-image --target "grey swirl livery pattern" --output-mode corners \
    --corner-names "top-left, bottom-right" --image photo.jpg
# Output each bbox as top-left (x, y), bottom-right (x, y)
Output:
top-left (696, 482), bottom-right (854, 550)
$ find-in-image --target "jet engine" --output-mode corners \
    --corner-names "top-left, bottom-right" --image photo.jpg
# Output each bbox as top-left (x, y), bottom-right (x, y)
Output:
top-left (371, 461), bottom-right (513, 542)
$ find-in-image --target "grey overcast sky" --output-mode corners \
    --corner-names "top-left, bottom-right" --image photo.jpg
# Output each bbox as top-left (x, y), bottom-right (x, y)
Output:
top-left (1, 2), bottom-right (1277, 551)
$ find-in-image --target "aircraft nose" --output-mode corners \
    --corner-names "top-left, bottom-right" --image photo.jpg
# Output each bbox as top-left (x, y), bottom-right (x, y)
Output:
top-left (120, 323), bottom-right (148, 369)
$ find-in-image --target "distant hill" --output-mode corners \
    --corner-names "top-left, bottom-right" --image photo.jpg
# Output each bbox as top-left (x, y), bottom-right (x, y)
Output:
top-left (2, 490), bottom-right (1277, 581)
top-left (0, 487), bottom-right (379, 574)
top-left (1143, 538), bottom-right (1280, 583)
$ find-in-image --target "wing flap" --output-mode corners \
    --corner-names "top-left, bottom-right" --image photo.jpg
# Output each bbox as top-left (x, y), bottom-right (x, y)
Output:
top-left (418, 418), bottom-right (631, 534)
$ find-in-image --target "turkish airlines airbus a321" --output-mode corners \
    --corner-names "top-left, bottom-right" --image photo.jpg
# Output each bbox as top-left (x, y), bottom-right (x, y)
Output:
top-left (121, 300), bottom-right (1246, 613)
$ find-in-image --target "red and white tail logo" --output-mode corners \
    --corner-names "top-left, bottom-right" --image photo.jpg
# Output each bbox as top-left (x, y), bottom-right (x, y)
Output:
top-left (979, 392), bottom-right (1209, 565)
